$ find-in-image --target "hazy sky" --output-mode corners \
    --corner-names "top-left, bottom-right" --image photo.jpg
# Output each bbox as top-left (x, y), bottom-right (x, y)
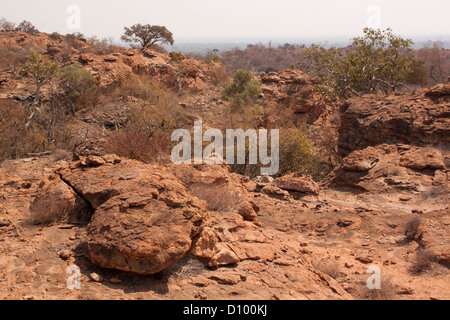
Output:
top-left (1, 0), bottom-right (449, 42)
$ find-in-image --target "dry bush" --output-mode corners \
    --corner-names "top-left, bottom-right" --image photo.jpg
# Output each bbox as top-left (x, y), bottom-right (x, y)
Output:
top-left (278, 127), bottom-right (313, 176)
top-left (51, 149), bottom-right (71, 162)
top-left (117, 74), bottom-right (194, 133)
top-left (0, 100), bottom-right (47, 161)
top-left (359, 275), bottom-right (397, 300)
top-left (86, 36), bottom-right (113, 51)
top-left (189, 184), bottom-right (240, 212)
top-left (65, 32), bottom-right (86, 50)
top-left (421, 185), bottom-right (447, 200)
top-left (0, 45), bottom-right (29, 74)
top-left (27, 200), bottom-right (69, 225)
top-left (163, 255), bottom-right (206, 281)
top-left (409, 249), bottom-right (437, 274)
top-left (205, 64), bottom-right (230, 86)
top-left (105, 129), bottom-right (170, 164)
top-left (403, 217), bottom-right (422, 240)
top-left (0, 17), bottom-right (16, 31)
top-left (312, 259), bottom-right (341, 279)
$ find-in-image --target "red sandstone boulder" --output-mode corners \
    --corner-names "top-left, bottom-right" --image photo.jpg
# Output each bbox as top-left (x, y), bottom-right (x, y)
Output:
top-left (273, 172), bottom-right (319, 196)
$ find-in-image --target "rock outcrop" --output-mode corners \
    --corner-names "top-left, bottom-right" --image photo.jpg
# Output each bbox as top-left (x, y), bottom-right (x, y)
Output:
top-left (326, 144), bottom-right (448, 193)
top-left (259, 69), bottom-right (330, 124)
top-left (338, 86), bottom-right (450, 157)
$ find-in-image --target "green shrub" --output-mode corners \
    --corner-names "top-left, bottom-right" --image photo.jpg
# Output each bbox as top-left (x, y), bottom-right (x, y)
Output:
top-left (278, 128), bottom-right (313, 176)
top-left (204, 54), bottom-right (221, 63)
top-left (60, 62), bottom-right (97, 103)
top-left (222, 69), bottom-right (262, 111)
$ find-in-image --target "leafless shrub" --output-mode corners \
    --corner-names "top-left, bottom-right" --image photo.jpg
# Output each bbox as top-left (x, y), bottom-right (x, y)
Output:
top-left (86, 36), bottom-right (113, 50)
top-left (403, 217), bottom-right (422, 240)
top-left (164, 255), bottom-right (206, 281)
top-left (205, 65), bottom-right (230, 86)
top-left (105, 129), bottom-right (170, 164)
top-left (421, 185), bottom-right (447, 200)
top-left (409, 249), bottom-right (437, 274)
top-left (51, 149), bottom-right (71, 162)
top-left (0, 45), bottom-right (29, 74)
top-left (0, 17), bottom-right (16, 31)
top-left (189, 184), bottom-right (240, 212)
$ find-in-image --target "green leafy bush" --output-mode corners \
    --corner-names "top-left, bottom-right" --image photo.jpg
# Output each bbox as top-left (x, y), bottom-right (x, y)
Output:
top-left (221, 69), bottom-right (262, 111)
top-left (299, 28), bottom-right (418, 97)
top-left (60, 62), bottom-right (97, 103)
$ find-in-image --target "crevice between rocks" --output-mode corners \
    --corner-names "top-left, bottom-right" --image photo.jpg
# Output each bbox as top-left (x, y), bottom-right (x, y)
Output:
top-left (57, 171), bottom-right (95, 224)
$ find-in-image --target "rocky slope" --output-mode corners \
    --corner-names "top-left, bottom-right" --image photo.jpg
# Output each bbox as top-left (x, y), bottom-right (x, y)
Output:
top-left (0, 30), bottom-right (226, 101)
top-left (0, 31), bottom-right (448, 301)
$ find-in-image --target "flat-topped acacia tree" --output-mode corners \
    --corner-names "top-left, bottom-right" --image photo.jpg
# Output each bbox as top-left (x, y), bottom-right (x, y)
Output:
top-left (121, 24), bottom-right (174, 50)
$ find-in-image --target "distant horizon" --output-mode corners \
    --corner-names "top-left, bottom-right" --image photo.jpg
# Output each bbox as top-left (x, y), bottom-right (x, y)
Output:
top-left (1, 0), bottom-right (449, 46)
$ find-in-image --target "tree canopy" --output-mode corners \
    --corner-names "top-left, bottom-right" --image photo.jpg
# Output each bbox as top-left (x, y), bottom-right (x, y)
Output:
top-left (299, 28), bottom-right (418, 97)
top-left (221, 69), bottom-right (262, 111)
top-left (121, 24), bottom-right (174, 49)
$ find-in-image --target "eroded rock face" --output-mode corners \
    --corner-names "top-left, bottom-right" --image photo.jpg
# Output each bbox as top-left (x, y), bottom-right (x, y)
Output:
top-left (190, 211), bottom-right (277, 267)
top-left (326, 144), bottom-right (448, 193)
top-left (339, 87), bottom-right (450, 157)
top-left (259, 69), bottom-right (328, 124)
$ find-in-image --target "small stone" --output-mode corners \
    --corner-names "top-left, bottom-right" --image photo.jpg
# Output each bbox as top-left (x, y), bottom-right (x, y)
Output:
top-left (399, 195), bottom-right (412, 201)
top-left (396, 287), bottom-right (414, 295)
top-left (58, 249), bottom-right (72, 260)
top-left (110, 277), bottom-right (122, 284)
top-left (0, 218), bottom-right (11, 227)
top-left (344, 262), bottom-right (353, 269)
top-left (356, 256), bottom-right (373, 264)
top-left (90, 272), bottom-right (103, 283)
top-left (69, 235), bottom-right (76, 240)
top-left (85, 155), bottom-right (106, 167)
top-left (21, 182), bottom-right (32, 189)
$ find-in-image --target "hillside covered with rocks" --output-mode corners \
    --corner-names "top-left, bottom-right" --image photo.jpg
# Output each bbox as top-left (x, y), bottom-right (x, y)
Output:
top-left (0, 29), bottom-right (448, 300)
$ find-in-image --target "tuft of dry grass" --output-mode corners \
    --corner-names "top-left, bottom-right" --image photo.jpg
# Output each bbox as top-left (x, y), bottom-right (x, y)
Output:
top-left (421, 185), bottom-right (447, 200)
top-left (312, 259), bottom-right (341, 279)
top-left (358, 275), bottom-right (397, 300)
top-left (27, 202), bottom-right (69, 226)
top-left (189, 184), bottom-right (241, 212)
